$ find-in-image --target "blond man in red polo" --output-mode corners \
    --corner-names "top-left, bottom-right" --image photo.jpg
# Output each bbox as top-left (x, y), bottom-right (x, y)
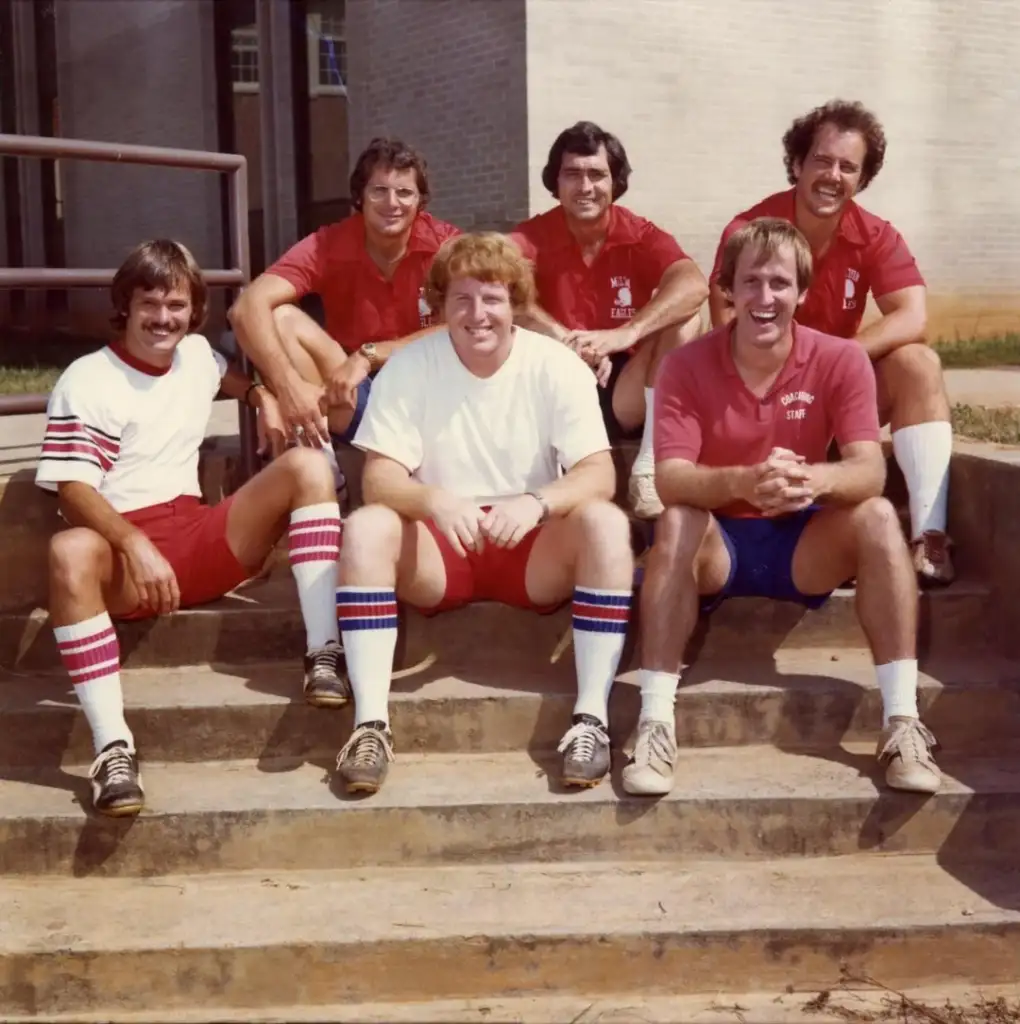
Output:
top-left (511, 121), bottom-right (708, 520)
top-left (709, 100), bottom-right (953, 586)
top-left (628, 217), bottom-right (940, 799)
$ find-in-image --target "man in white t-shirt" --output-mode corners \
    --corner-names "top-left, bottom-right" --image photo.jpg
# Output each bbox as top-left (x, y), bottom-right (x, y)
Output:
top-left (37, 239), bottom-right (348, 818)
top-left (333, 232), bottom-right (635, 795)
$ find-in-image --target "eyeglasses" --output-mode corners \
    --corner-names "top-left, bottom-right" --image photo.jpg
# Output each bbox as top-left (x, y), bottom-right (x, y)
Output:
top-left (365, 185), bottom-right (420, 206)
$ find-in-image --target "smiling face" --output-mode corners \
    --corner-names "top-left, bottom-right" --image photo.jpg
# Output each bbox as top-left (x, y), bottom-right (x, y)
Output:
top-left (361, 165), bottom-right (421, 240)
top-left (122, 283), bottom-right (193, 367)
top-left (556, 145), bottom-right (614, 224)
top-left (793, 121), bottom-right (866, 221)
top-left (731, 241), bottom-right (807, 352)
top-left (443, 276), bottom-right (515, 373)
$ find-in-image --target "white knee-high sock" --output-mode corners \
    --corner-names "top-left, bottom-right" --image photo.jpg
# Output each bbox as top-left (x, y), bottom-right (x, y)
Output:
top-left (571, 587), bottom-right (632, 726)
top-left (54, 612), bottom-right (134, 755)
top-left (337, 586), bottom-right (398, 726)
top-left (630, 388), bottom-right (657, 477)
top-left (876, 659), bottom-right (919, 725)
top-left (288, 502), bottom-right (342, 651)
top-left (892, 422), bottom-right (952, 538)
top-left (637, 668), bottom-right (681, 725)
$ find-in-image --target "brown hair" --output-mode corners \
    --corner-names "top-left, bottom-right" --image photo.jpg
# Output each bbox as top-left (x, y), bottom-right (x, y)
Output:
top-left (349, 137), bottom-right (430, 212)
top-left (425, 233), bottom-right (536, 311)
top-left (717, 217), bottom-right (813, 294)
top-left (541, 120), bottom-right (632, 200)
top-left (782, 99), bottom-right (887, 191)
top-left (110, 239), bottom-right (207, 332)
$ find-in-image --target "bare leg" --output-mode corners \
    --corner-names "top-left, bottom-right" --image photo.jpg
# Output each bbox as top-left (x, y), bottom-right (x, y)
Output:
top-left (333, 504), bottom-right (447, 794)
top-left (876, 343), bottom-right (954, 585)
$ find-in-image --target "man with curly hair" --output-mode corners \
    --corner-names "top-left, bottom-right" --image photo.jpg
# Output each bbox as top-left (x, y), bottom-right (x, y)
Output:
top-left (332, 232), bottom-right (634, 796)
top-left (708, 101), bottom-right (953, 586)
top-left (511, 121), bottom-right (708, 521)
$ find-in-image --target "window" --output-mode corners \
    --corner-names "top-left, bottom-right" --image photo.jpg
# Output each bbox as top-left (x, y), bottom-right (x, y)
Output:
top-left (308, 11), bottom-right (346, 96)
top-left (231, 25), bottom-right (259, 93)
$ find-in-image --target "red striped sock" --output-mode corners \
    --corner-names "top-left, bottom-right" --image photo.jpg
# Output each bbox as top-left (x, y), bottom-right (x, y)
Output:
top-left (289, 502), bottom-right (342, 651)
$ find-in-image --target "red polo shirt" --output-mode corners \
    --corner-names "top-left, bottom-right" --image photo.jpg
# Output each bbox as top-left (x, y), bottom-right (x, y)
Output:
top-left (511, 205), bottom-right (688, 331)
top-left (655, 322), bottom-right (880, 518)
top-left (709, 189), bottom-right (924, 338)
top-left (265, 212), bottom-right (460, 353)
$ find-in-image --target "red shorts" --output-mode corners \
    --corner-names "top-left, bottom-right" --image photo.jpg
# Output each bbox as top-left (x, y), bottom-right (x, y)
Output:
top-left (117, 496), bottom-right (254, 621)
top-left (421, 515), bottom-right (563, 616)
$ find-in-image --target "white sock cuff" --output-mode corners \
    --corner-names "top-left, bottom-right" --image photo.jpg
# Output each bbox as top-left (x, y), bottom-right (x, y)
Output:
top-left (892, 421), bottom-right (952, 443)
top-left (290, 502), bottom-right (341, 525)
top-left (54, 611), bottom-right (114, 642)
top-left (574, 587), bottom-right (633, 598)
top-left (638, 669), bottom-right (681, 696)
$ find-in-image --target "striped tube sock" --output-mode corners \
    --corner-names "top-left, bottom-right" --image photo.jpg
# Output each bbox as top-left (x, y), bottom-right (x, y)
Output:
top-left (571, 587), bottom-right (632, 726)
top-left (289, 502), bottom-right (343, 651)
top-left (53, 611), bottom-right (133, 755)
top-left (336, 586), bottom-right (399, 726)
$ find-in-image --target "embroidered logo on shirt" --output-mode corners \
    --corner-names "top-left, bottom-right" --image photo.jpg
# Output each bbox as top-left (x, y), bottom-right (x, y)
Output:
top-left (843, 268), bottom-right (860, 310)
top-left (781, 390), bottom-right (815, 421)
top-left (610, 276), bottom-right (634, 320)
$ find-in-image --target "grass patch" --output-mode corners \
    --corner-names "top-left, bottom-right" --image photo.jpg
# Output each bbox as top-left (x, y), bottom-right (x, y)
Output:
top-left (951, 403), bottom-right (1020, 445)
top-left (934, 333), bottom-right (1020, 368)
top-left (0, 365), bottom-right (62, 395)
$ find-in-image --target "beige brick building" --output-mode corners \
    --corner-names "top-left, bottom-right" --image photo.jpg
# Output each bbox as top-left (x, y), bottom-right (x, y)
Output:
top-left (348, 0), bottom-right (1020, 341)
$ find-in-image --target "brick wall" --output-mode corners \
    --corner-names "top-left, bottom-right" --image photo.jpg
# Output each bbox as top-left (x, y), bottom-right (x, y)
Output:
top-left (346, 0), bottom-right (529, 231)
top-left (525, 0), bottom-right (1020, 340)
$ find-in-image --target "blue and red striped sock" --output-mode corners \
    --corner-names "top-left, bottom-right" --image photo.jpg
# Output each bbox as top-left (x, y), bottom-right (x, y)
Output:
top-left (336, 586), bottom-right (399, 726)
top-left (571, 587), bottom-right (632, 725)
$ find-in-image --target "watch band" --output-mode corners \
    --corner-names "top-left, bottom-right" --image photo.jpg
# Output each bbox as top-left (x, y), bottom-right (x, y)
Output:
top-left (527, 491), bottom-right (551, 524)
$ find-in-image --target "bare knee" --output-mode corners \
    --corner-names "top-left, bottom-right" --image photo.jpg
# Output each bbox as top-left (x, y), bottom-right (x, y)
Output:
top-left (271, 303), bottom-right (302, 337)
top-left (49, 528), bottom-right (110, 595)
top-left (340, 504), bottom-right (404, 566)
top-left (881, 343), bottom-right (943, 395)
top-left (276, 445), bottom-right (334, 495)
top-left (851, 497), bottom-right (905, 550)
top-left (651, 504), bottom-right (709, 565)
top-left (569, 500), bottom-right (630, 547)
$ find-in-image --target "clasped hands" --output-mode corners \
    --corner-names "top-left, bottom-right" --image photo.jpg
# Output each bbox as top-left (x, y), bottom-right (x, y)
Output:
top-left (559, 325), bottom-right (638, 388)
top-left (745, 447), bottom-right (817, 517)
top-left (428, 491), bottom-right (545, 558)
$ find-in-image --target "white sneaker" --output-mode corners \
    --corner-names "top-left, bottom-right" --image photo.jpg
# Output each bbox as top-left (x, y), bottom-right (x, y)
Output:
top-left (621, 719), bottom-right (677, 795)
top-left (629, 472), bottom-right (663, 520)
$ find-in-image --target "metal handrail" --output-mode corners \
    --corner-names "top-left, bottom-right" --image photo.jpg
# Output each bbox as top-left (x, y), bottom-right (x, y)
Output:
top-left (0, 132), bottom-right (257, 479)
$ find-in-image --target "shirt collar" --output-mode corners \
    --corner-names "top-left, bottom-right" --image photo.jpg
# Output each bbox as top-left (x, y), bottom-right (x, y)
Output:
top-left (546, 203), bottom-right (637, 253)
top-left (716, 321), bottom-right (815, 384)
top-left (783, 187), bottom-right (868, 249)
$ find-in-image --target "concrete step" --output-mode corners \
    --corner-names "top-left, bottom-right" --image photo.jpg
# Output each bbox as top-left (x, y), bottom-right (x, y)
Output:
top-left (0, 574), bottom-right (994, 674)
top-left (2, 650), bottom-right (1017, 767)
top-left (3, 854), bottom-right (1020, 1015)
top-left (12, 982), bottom-right (1020, 1023)
top-left (3, 747), bottom-right (1020, 877)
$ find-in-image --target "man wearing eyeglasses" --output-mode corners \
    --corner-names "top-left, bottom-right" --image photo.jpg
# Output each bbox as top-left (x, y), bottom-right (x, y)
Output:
top-left (229, 137), bottom-right (460, 454)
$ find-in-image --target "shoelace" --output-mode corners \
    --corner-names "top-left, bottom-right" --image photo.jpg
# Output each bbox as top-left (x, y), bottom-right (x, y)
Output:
top-left (878, 719), bottom-right (937, 764)
top-left (557, 721), bottom-right (607, 762)
top-left (89, 746), bottom-right (135, 786)
top-left (632, 721), bottom-right (674, 767)
top-left (337, 725), bottom-right (395, 770)
top-left (309, 645), bottom-right (342, 681)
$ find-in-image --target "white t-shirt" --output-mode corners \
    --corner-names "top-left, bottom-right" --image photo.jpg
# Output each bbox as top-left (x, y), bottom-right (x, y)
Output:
top-left (353, 327), bottom-right (610, 502)
top-left (35, 334), bottom-right (228, 513)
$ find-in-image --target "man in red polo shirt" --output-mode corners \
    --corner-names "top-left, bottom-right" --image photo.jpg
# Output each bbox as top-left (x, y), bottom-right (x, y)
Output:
top-left (510, 121), bottom-right (708, 520)
top-left (229, 137), bottom-right (459, 451)
top-left (626, 216), bottom-right (940, 800)
top-left (708, 100), bottom-right (953, 587)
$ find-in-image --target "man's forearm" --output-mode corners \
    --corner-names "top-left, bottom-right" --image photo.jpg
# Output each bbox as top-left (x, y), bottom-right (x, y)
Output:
top-left (362, 466), bottom-right (437, 521)
top-left (58, 482), bottom-right (140, 551)
top-left (855, 311), bottom-right (927, 360)
top-left (708, 284), bottom-right (736, 329)
top-left (229, 297), bottom-right (299, 391)
top-left (628, 263), bottom-right (708, 344)
top-left (516, 303), bottom-right (569, 342)
top-left (373, 325), bottom-right (443, 366)
top-left (809, 457), bottom-right (886, 506)
top-left (656, 462), bottom-right (749, 510)
top-left (533, 454), bottom-right (615, 516)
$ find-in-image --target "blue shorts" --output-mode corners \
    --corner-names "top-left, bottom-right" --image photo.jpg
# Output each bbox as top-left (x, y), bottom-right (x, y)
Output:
top-left (701, 506), bottom-right (831, 612)
top-left (329, 376), bottom-right (373, 446)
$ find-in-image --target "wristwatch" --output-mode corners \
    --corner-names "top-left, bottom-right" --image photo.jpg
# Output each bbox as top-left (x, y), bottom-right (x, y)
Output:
top-left (359, 342), bottom-right (380, 371)
top-left (527, 491), bottom-right (551, 524)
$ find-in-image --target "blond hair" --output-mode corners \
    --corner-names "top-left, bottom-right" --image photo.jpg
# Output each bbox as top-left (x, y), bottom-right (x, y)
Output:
top-left (717, 217), bottom-right (813, 294)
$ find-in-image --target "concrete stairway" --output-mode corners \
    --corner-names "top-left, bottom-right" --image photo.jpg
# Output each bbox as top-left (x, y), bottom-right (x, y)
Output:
top-left (2, 439), bottom-right (1020, 1020)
